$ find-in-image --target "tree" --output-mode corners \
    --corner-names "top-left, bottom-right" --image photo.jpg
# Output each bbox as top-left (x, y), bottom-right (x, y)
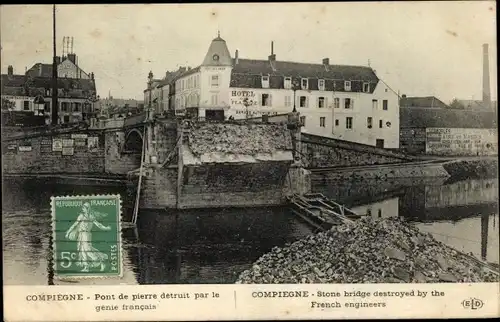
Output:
top-left (449, 98), bottom-right (465, 109)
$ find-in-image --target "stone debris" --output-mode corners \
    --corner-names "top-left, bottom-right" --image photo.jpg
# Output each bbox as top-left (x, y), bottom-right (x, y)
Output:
top-left (187, 123), bottom-right (291, 156)
top-left (236, 217), bottom-right (499, 284)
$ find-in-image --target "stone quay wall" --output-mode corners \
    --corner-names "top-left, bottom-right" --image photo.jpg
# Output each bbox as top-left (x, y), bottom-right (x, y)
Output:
top-left (2, 129), bottom-right (106, 174)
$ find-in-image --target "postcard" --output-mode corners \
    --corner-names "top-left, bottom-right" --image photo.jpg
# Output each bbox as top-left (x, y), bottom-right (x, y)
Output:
top-left (1, 2), bottom-right (498, 321)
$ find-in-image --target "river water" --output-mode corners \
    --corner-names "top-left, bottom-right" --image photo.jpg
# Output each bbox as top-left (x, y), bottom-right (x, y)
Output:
top-left (2, 177), bottom-right (498, 285)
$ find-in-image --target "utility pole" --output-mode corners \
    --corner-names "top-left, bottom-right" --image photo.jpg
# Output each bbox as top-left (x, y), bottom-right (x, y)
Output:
top-left (51, 4), bottom-right (58, 125)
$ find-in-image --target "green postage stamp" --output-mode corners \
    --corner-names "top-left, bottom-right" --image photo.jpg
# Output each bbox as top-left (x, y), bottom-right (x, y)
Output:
top-left (51, 194), bottom-right (122, 278)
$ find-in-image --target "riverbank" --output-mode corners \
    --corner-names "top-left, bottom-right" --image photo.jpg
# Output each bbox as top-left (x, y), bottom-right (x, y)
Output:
top-left (236, 217), bottom-right (499, 284)
top-left (443, 159), bottom-right (498, 180)
top-left (311, 158), bottom-right (498, 182)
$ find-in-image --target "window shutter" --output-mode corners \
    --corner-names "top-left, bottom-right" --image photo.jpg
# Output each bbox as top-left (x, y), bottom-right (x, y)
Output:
top-left (269, 94), bottom-right (273, 106)
top-left (351, 99), bottom-right (354, 109)
top-left (317, 97), bottom-right (320, 108)
top-left (325, 98), bottom-right (328, 108)
top-left (306, 97), bottom-right (309, 108)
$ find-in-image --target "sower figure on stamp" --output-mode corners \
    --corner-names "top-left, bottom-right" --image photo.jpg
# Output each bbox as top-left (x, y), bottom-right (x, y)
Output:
top-left (65, 202), bottom-right (111, 272)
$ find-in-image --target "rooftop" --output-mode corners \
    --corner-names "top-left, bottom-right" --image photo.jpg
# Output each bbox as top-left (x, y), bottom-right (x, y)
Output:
top-left (399, 96), bottom-right (449, 109)
top-left (400, 107), bottom-right (497, 129)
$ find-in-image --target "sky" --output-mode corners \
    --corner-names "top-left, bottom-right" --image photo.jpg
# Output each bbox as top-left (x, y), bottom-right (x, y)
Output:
top-left (1, 2), bottom-right (497, 103)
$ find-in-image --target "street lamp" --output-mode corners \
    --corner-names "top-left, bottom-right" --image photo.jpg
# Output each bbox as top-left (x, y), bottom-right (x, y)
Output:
top-left (242, 97), bottom-right (254, 120)
top-left (292, 79), bottom-right (300, 112)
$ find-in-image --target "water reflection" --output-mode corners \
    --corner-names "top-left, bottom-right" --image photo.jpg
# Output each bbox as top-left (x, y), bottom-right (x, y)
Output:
top-left (2, 177), bottom-right (499, 285)
top-left (315, 177), bottom-right (499, 265)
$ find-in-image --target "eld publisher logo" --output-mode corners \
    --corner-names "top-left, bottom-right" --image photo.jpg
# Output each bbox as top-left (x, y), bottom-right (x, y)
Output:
top-left (462, 298), bottom-right (484, 310)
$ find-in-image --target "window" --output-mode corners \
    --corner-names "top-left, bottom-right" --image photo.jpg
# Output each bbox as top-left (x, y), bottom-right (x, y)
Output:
top-left (367, 117), bottom-right (373, 128)
top-left (193, 76), bottom-right (197, 88)
top-left (63, 115), bottom-right (70, 123)
top-left (284, 77), bottom-right (292, 89)
top-left (261, 93), bottom-right (272, 106)
top-left (318, 79), bottom-right (325, 91)
top-left (23, 101), bottom-right (30, 111)
top-left (74, 102), bottom-right (81, 112)
top-left (261, 75), bottom-right (270, 88)
top-left (320, 117), bottom-right (326, 127)
top-left (345, 81), bottom-right (351, 91)
top-left (211, 75), bottom-right (219, 87)
top-left (363, 82), bottom-right (370, 93)
top-left (182, 79), bottom-right (185, 90)
top-left (346, 117), bottom-right (353, 129)
top-left (211, 94), bottom-right (218, 106)
top-left (301, 78), bottom-right (308, 90)
top-left (61, 102), bottom-right (69, 112)
top-left (344, 98), bottom-right (352, 109)
top-left (318, 97), bottom-right (326, 108)
top-left (372, 99), bottom-right (378, 109)
top-left (299, 96), bottom-right (308, 108)
top-left (335, 119), bottom-right (339, 126)
top-left (300, 116), bottom-right (306, 126)
top-left (334, 97), bottom-right (340, 108)
top-left (46, 89), bottom-right (51, 96)
top-left (379, 119), bottom-right (383, 128)
top-left (44, 102), bottom-right (51, 112)
top-left (383, 100), bottom-right (388, 110)
top-left (284, 95), bottom-right (292, 107)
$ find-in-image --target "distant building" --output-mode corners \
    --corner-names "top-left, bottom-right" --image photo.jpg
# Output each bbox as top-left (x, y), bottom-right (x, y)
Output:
top-left (400, 107), bottom-right (497, 156)
top-left (169, 34), bottom-right (400, 149)
top-left (98, 95), bottom-right (143, 116)
top-left (399, 95), bottom-right (449, 109)
top-left (1, 52), bottom-right (98, 125)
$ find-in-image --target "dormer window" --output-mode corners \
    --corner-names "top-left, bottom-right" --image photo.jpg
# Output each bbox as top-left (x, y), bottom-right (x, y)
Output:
top-left (318, 79), bottom-right (325, 91)
top-left (301, 78), bottom-right (309, 90)
top-left (363, 82), bottom-right (370, 93)
top-left (284, 77), bottom-right (292, 89)
top-left (261, 75), bottom-right (270, 89)
top-left (345, 81), bottom-right (351, 91)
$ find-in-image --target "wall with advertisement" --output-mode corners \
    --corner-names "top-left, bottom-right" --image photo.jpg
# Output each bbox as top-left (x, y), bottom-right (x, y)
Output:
top-left (425, 128), bottom-right (498, 156)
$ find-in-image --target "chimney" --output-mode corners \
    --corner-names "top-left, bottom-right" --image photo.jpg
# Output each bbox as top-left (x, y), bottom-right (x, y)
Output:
top-left (67, 53), bottom-right (76, 64)
top-left (268, 41), bottom-right (276, 61)
top-left (482, 43), bottom-right (491, 109)
top-left (322, 58), bottom-right (329, 71)
top-left (235, 49), bottom-right (239, 65)
top-left (7, 65), bottom-right (13, 76)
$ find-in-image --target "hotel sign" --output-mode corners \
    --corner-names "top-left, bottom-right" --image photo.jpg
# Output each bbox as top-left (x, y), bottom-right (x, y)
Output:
top-left (2, 95), bottom-right (31, 100)
top-left (231, 90), bottom-right (258, 106)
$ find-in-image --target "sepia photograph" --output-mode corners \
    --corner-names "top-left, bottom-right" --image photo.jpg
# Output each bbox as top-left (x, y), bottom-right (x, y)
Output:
top-left (1, 2), bottom-right (498, 321)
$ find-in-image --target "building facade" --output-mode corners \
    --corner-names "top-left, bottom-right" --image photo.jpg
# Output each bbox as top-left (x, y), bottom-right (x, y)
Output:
top-left (400, 107), bottom-right (498, 156)
top-left (2, 53), bottom-right (98, 125)
top-left (171, 35), bottom-right (400, 148)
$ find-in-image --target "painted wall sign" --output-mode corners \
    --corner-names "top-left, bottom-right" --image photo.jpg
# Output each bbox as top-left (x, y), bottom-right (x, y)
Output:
top-left (231, 90), bottom-right (258, 106)
top-left (18, 146), bottom-right (33, 152)
top-left (74, 139), bottom-right (87, 147)
top-left (2, 95), bottom-right (32, 101)
top-left (71, 133), bottom-right (88, 139)
top-left (88, 137), bottom-right (99, 152)
top-left (426, 128), bottom-right (498, 156)
top-left (205, 67), bottom-right (226, 71)
top-left (52, 139), bottom-right (63, 152)
top-left (234, 110), bottom-right (279, 117)
top-left (62, 139), bottom-right (74, 147)
top-left (62, 147), bottom-right (74, 156)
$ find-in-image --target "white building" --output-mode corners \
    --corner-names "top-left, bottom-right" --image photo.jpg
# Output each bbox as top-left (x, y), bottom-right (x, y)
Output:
top-left (172, 34), bottom-right (400, 148)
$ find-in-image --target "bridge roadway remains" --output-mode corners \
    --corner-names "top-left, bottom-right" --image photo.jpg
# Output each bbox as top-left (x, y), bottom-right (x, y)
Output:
top-left (3, 118), bottom-right (480, 208)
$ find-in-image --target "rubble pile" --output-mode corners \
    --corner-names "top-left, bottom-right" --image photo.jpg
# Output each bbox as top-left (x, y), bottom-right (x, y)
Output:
top-left (188, 123), bottom-right (291, 156)
top-left (236, 217), bottom-right (499, 284)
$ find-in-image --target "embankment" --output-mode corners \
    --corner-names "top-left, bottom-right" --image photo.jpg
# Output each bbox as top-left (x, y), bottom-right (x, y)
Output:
top-left (443, 159), bottom-right (498, 180)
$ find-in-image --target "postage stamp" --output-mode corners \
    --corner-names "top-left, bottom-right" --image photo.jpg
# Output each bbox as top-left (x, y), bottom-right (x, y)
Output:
top-left (51, 194), bottom-right (123, 278)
